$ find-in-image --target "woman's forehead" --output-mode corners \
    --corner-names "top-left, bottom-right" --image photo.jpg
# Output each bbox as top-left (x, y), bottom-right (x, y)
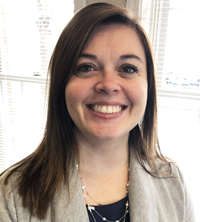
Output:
top-left (81, 24), bottom-right (146, 65)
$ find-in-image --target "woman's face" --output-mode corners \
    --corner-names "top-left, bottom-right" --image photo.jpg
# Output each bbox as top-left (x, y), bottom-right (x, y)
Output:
top-left (65, 24), bottom-right (147, 142)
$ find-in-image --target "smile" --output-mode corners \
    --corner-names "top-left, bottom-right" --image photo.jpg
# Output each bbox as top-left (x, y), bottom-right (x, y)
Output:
top-left (89, 105), bottom-right (126, 114)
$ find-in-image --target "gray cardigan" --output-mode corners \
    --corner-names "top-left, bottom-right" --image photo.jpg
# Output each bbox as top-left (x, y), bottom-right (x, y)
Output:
top-left (0, 150), bottom-right (196, 222)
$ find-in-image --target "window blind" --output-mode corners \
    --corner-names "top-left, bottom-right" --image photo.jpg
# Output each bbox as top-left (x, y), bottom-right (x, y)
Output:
top-left (0, 0), bottom-right (74, 172)
top-left (141, 0), bottom-right (200, 219)
top-left (0, 0), bottom-right (199, 219)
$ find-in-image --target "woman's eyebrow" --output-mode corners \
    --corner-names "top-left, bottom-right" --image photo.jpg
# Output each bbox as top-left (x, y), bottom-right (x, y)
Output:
top-left (120, 54), bottom-right (143, 63)
top-left (78, 53), bottom-right (97, 60)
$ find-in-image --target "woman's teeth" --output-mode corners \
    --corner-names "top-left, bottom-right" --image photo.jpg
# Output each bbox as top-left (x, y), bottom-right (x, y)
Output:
top-left (91, 105), bottom-right (122, 114)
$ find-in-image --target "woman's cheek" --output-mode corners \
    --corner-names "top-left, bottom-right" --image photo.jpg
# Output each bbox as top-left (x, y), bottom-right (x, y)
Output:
top-left (127, 81), bottom-right (147, 106)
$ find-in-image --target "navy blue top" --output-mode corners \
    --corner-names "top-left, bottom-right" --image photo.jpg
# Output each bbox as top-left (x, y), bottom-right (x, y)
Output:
top-left (87, 196), bottom-right (130, 222)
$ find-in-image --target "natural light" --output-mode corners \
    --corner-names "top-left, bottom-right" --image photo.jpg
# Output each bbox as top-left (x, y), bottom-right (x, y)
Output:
top-left (0, 0), bottom-right (199, 220)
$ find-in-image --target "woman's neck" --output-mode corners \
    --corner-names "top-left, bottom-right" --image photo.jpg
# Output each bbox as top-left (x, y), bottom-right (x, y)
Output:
top-left (77, 133), bottom-right (129, 176)
top-left (77, 135), bottom-right (130, 205)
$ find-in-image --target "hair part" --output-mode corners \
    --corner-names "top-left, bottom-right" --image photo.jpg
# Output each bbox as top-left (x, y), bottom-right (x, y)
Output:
top-left (1, 2), bottom-right (174, 219)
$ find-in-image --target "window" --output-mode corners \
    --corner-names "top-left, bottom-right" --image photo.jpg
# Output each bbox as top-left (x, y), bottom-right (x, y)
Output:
top-left (0, 0), bottom-right (74, 171)
top-left (141, 0), bottom-right (200, 219)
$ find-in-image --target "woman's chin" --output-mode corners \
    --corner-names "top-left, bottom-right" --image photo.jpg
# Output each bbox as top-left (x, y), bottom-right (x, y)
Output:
top-left (87, 127), bottom-right (130, 142)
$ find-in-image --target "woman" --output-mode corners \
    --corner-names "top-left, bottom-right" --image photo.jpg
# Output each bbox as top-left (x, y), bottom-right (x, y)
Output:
top-left (0, 2), bottom-right (195, 222)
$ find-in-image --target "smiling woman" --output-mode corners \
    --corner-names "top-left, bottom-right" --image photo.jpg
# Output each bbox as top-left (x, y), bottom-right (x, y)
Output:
top-left (0, 2), bottom-right (195, 222)
top-left (65, 24), bottom-right (147, 141)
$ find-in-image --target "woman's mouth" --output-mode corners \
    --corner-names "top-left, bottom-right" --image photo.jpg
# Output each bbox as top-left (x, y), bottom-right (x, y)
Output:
top-left (88, 105), bottom-right (127, 114)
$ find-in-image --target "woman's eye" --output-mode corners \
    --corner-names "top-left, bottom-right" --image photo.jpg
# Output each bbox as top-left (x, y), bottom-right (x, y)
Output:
top-left (76, 64), bottom-right (95, 73)
top-left (120, 65), bottom-right (139, 74)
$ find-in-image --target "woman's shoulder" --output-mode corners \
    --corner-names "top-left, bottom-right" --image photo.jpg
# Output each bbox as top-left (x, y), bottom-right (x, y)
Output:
top-left (0, 165), bottom-right (23, 206)
top-left (156, 160), bottom-right (185, 182)
top-left (130, 153), bottom-right (196, 221)
top-left (154, 162), bottom-right (195, 220)
top-left (0, 164), bottom-right (22, 186)
top-left (0, 167), bottom-right (23, 221)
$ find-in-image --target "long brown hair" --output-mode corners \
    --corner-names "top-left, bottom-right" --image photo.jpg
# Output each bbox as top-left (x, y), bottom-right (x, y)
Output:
top-left (1, 2), bottom-right (172, 219)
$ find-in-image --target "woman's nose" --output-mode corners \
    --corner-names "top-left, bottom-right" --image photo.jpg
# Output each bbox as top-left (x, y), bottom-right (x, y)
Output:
top-left (94, 71), bottom-right (121, 94)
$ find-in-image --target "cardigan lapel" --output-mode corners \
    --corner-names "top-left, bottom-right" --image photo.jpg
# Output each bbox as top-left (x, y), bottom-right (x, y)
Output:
top-left (128, 149), bottom-right (159, 222)
top-left (51, 168), bottom-right (89, 222)
top-left (67, 175), bottom-right (89, 222)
